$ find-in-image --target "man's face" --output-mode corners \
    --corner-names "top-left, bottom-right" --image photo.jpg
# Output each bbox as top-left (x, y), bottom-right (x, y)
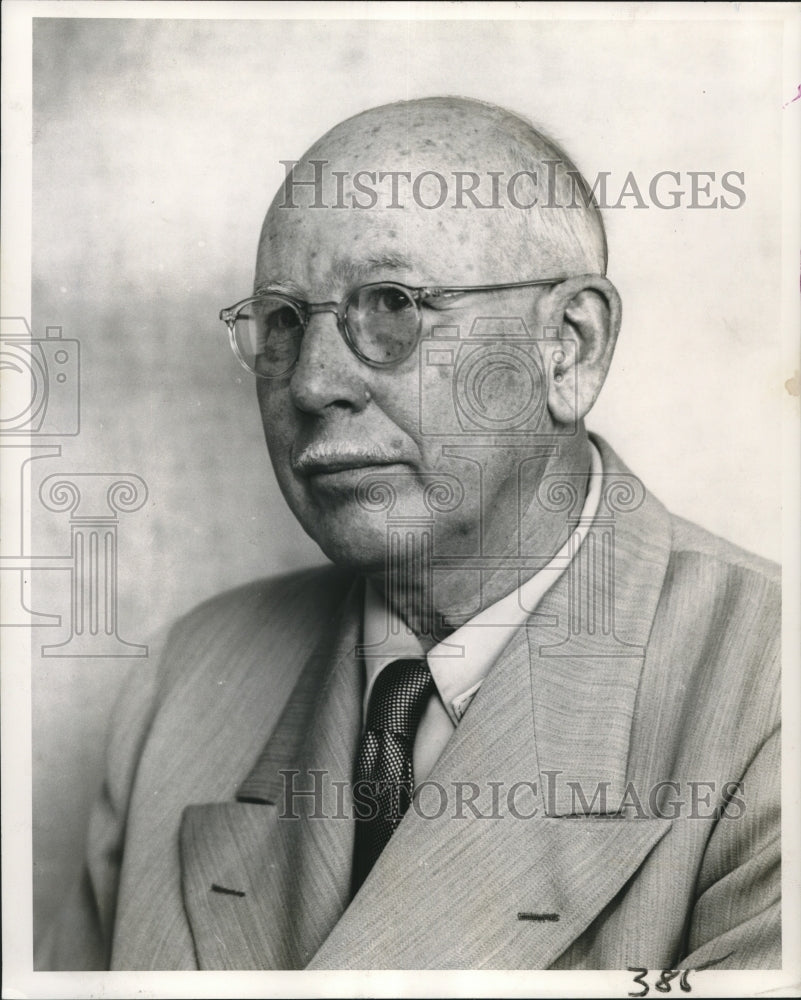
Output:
top-left (255, 161), bottom-right (562, 575)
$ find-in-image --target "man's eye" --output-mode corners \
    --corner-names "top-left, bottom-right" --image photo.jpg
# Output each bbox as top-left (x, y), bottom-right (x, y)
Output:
top-left (373, 286), bottom-right (413, 313)
top-left (266, 305), bottom-right (302, 331)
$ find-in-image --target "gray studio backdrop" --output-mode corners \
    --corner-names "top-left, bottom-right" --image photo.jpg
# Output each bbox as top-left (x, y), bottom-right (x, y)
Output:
top-left (30, 16), bottom-right (782, 941)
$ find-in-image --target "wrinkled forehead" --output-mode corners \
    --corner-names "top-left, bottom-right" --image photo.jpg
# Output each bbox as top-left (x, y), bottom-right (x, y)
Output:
top-left (258, 196), bottom-right (525, 295)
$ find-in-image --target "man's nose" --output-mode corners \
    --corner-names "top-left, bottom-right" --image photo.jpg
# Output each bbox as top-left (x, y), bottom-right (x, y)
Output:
top-left (289, 311), bottom-right (372, 414)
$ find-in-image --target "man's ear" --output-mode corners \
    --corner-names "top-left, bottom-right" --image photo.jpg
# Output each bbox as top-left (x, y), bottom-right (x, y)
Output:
top-left (539, 274), bottom-right (622, 426)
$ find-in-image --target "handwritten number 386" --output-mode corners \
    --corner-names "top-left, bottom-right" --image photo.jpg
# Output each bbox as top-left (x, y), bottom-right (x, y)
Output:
top-left (628, 968), bottom-right (692, 996)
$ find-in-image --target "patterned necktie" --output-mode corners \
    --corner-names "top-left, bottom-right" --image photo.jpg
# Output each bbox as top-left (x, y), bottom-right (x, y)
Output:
top-left (351, 657), bottom-right (434, 894)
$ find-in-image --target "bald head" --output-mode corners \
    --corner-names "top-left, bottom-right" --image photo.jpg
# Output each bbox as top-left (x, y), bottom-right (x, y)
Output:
top-left (258, 96), bottom-right (607, 286)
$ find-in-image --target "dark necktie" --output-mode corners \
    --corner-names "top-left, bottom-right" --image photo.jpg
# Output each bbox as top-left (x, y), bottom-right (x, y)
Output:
top-left (351, 657), bottom-right (434, 894)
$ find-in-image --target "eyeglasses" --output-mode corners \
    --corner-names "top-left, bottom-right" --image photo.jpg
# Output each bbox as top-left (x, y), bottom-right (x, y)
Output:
top-left (219, 276), bottom-right (570, 379)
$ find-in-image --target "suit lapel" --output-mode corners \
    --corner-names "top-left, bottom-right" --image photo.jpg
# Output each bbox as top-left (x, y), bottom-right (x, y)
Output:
top-left (530, 437), bottom-right (675, 814)
top-left (180, 576), bottom-right (365, 969)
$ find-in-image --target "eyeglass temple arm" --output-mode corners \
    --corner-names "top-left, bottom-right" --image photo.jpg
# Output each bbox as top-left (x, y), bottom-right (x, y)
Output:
top-left (219, 275), bottom-right (579, 322)
top-left (420, 276), bottom-right (571, 299)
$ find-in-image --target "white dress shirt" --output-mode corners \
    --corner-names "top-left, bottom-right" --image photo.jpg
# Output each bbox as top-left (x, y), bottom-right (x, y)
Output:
top-left (360, 442), bottom-right (603, 782)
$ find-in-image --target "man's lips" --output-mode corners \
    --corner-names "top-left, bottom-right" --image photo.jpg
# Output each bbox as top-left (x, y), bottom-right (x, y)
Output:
top-left (291, 446), bottom-right (410, 478)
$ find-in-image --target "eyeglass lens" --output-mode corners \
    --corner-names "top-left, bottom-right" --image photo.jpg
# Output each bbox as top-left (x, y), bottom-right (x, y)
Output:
top-left (344, 284), bottom-right (420, 366)
top-left (231, 283), bottom-right (421, 377)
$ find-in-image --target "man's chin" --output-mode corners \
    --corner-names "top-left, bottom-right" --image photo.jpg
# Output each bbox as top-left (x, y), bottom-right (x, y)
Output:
top-left (299, 516), bottom-right (390, 573)
top-left (290, 477), bottom-right (424, 571)
top-left (312, 535), bottom-right (388, 574)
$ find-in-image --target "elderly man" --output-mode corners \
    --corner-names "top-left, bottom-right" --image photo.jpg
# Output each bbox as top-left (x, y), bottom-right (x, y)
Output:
top-left (41, 97), bottom-right (780, 971)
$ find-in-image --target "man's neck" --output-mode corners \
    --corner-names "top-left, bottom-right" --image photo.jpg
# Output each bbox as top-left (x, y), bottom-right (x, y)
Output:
top-left (367, 433), bottom-right (593, 647)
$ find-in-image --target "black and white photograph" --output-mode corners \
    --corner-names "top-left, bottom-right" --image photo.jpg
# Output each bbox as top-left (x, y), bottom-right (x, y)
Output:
top-left (2, 2), bottom-right (799, 996)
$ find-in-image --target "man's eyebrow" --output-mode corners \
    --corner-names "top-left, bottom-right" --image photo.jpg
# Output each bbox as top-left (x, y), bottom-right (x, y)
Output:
top-left (255, 254), bottom-right (419, 300)
top-left (362, 253), bottom-right (416, 273)
top-left (254, 277), bottom-right (306, 297)
top-left (331, 253), bottom-right (418, 287)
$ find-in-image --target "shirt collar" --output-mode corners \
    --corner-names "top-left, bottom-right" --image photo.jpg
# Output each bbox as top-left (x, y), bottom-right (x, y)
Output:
top-left (362, 441), bottom-right (603, 725)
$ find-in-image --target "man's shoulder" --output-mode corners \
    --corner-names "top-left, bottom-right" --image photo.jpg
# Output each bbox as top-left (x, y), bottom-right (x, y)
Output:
top-left (667, 512), bottom-right (780, 589)
top-left (171, 563), bottom-right (358, 636)
top-left (656, 512), bottom-right (780, 701)
top-left (595, 434), bottom-right (779, 682)
top-left (594, 433), bottom-right (779, 592)
top-left (152, 563), bottom-right (359, 695)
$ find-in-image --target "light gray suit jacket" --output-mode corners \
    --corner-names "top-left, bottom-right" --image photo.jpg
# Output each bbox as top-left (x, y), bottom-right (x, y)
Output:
top-left (40, 437), bottom-right (781, 970)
